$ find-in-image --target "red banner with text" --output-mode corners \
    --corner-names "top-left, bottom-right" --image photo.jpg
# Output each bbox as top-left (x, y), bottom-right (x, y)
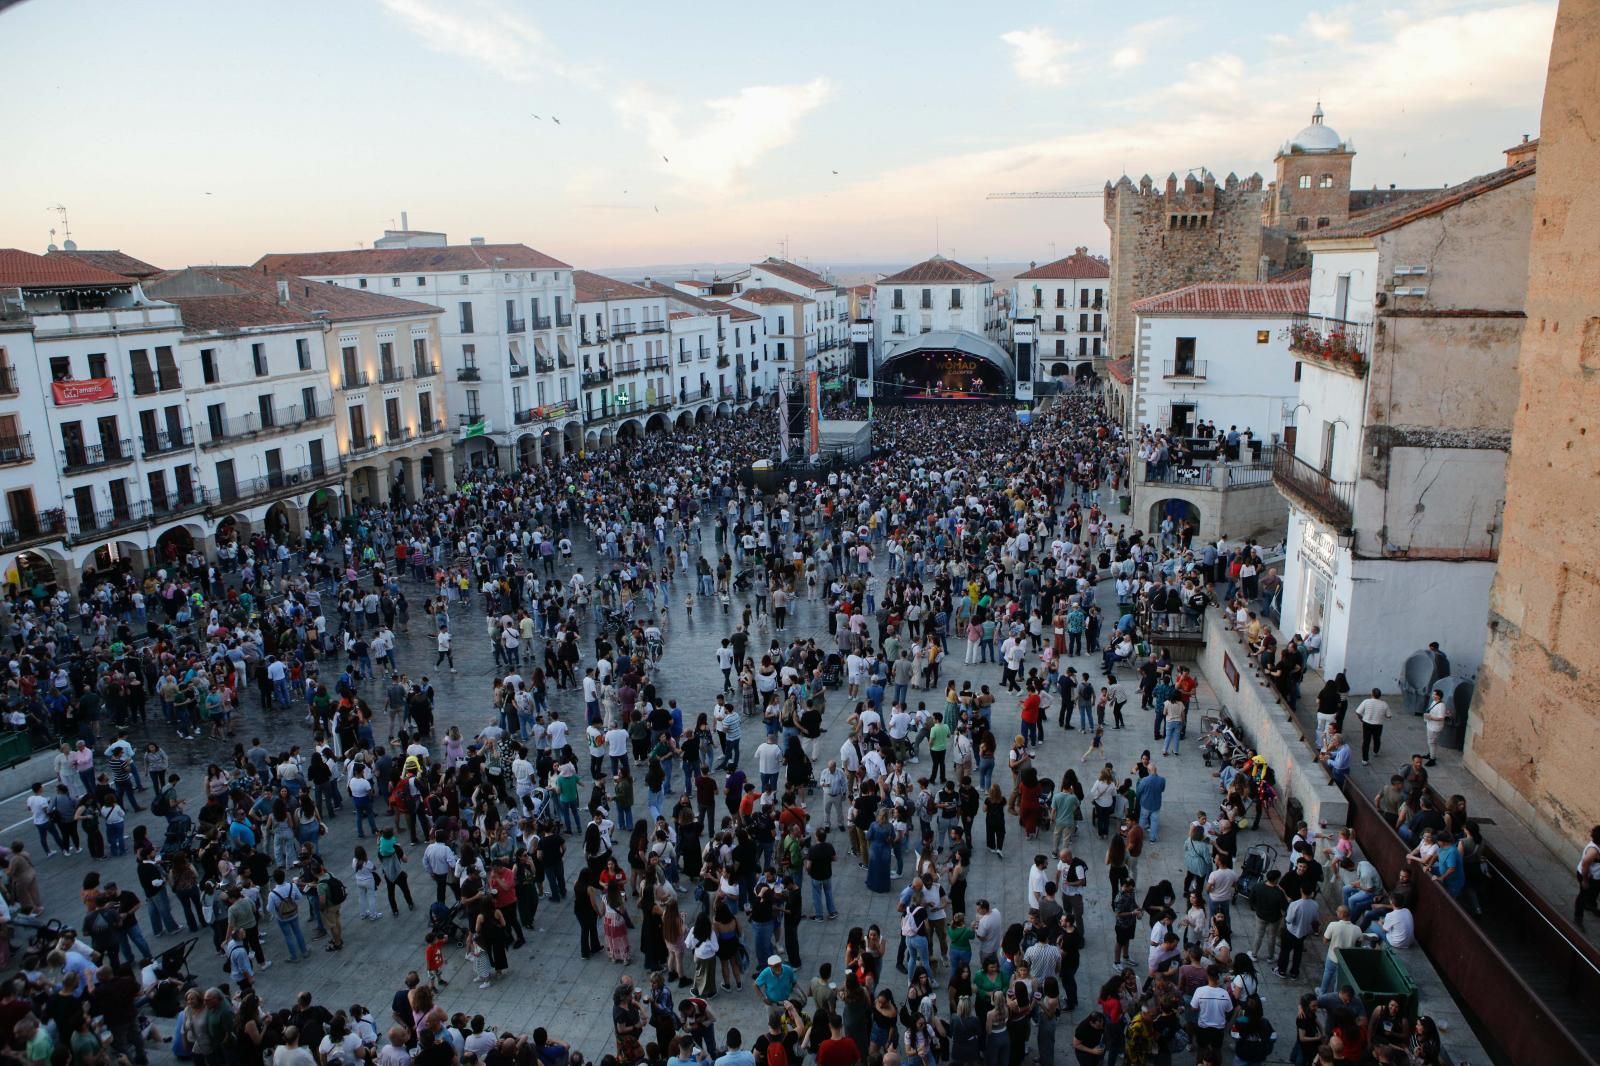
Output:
top-left (51, 378), bottom-right (116, 406)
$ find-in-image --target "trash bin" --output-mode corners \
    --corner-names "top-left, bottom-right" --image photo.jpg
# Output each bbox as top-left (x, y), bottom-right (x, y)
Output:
top-left (1335, 945), bottom-right (1419, 1020)
top-left (0, 731), bottom-right (31, 770)
top-left (1118, 494), bottom-right (1131, 515)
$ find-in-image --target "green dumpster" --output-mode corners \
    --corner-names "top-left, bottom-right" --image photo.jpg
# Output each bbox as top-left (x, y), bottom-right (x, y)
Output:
top-left (1335, 945), bottom-right (1419, 1020)
top-left (1118, 494), bottom-right (1131, 515)
top-left (0, 731), bottom-right (32, 770)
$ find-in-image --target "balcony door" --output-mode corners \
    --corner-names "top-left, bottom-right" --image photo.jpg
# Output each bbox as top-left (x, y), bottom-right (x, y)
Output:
top-left (139, 409), bottom-right (161, 454)
top-left (1333, 274), bottom-right (1351, 321)
top-left (1320, 421), bottom-right (1338, 477)
top-left (7, 489), bottom-right (38, 535)
top-left (265, 448), bottom-right (284, 488)
top-left (147, 470), bottom-right (169, 513)
top-left (308, 440), bottom-right (326, 479)
top-left (61, 422), bottom-right (86, 467)
top-left (216, 459), bottom-right (237, 502)
top-left (96, 416), bottom-right (120, 458)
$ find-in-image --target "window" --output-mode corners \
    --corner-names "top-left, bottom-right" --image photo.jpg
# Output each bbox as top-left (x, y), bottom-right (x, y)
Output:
top-left (459, 274), bottom-right (469, 285)
top-left (129, 349), bottom-right (155, 395)
top-left (296, 338), bottom-right (312, 370)
top-left (1055, 339), bottom-right (1065, 356)
top-left (1257, 330), bottom-right (1270, 344)
top-left (153, 345), bottom-right (178, 389)
top-left (1079, 289), bottom-right (1089, 308)
top-left (1079, 314), bottom-right (1089, 332)
top-left (893, 315), bottom-right (904, 334)
top-left (1319, 174), bottom-right (1335, 189)
top-left (302, 386), bottom-right (319, 418)
top-left (341, 346), bottom-right (359, 383)
top-left (949, 289), bottom-right (962, 310)
top-left (200, 349), bottom-right (219, 384)
top-left (459, 302), bottom-right (475, 333)
top-left (1056, 289), bottom-right (1065, 308)
top-left (385, 397), bottom-right (402, 440)
top-left (87, 354), bottom-right (107, 379)
top-left (348, 405), bottom-right (367, 448)
top-left (252, 343), bottom-right (268, 377)
top-left (258, 394), bottom-right (275, 427)
top-left (1092, 338), bottom-right (1102, 357)
top-left (1296, 218), bottom-right (1310, 232)
top-left (1297, 175), bottom-right (1311, 189)
top-left (391, 277), bottom-right (400, 288)
top-left (920, 289), bottom-right (932, 310)
top-left (1174, 337), bottom-right (1197, 376)
top-left (466, 390), bottom-right (481, 416)
top-left (413, 337), bottom-right (429, 373)
top-left (1093, 314), bottom-right (1101, 331)
top-left (358, 278), bottom-right (368, 289)
top-left (49, 356), bottom-right (70, 381)
top-left (462, 343), bottom-right (476, 367)
top-left (1294, 361), bottom-right (1303, 382)
top-left (1055, 315), bottom-right (1064, 332)
top-left (777, 343), bottom-right (786, 360)
top-left (777, 316), bottom-right (786, 334)
top-left (417, 277), bottom-right (427, 286)
top-left (418, 392), bottom-right (433, 429)
top-left (206, 404), bottom-right (225, 440)
top-left (1079, 338), bottom-right (1088, 356)
top-left (1316, 217), bottom-right (1330, 229)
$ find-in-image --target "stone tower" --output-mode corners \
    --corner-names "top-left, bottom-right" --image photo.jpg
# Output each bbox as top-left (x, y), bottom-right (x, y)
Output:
top-left (1265, 104), bottom-right (1356, 234)
top-left (1102, 169), bottom-right (1268, 361)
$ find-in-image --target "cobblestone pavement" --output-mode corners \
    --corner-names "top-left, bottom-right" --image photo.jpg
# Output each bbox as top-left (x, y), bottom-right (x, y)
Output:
top-left (5, 528), bottom-right (1455, 1061)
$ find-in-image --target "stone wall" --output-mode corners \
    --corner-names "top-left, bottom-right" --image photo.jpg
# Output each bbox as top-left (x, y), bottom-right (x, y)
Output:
top-left (1104, 171), bottom-right (1268, 360)
top-left (1465, 0), bottom-right (1600, 854)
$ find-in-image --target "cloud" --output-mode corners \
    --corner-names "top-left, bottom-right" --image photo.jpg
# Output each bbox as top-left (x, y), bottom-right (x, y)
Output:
top-left (1109, 17), bottom-right (1179, 71)
top-left (1306, 12), bottom-right (1354, 42)
top-left (1111, 47), bottom-right (1144, 70)
top-left (378, 0), bottom-right (596, 86)
top-left (616, 79), bottom-right (832, 195)
top-left (1000, 28), bottom-right (1078, 86)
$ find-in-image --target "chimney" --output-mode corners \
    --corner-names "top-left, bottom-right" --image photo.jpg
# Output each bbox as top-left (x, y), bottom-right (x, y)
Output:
top-left (276, 279), bottom-right (290, 304)
top-left (469, 236), bottom-right (485, 247)
top-left (401, 210), bottom-right (409, 231)
top-left (1504, 134), bottom-right (1538, 169)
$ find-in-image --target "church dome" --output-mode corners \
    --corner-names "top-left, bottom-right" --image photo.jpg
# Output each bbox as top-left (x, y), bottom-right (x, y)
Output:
top-left (1286, 103), bottom-right (1345, 153)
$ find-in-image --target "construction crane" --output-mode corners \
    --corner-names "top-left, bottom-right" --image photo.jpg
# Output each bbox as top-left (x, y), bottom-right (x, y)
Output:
top-left (986, 190), bottom-right (1100, 200)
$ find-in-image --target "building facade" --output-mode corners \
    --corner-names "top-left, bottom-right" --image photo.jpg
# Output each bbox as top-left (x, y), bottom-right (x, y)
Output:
top-left (571, 271), bottom-right (672, 451)
top-left (1013, 248), bottom-right (1109, 385)
top-left (258, 233), bottom-right (580, 472)
top-left (1273, 152), bottom-right (1536, 680)
top-left (746, 259), bottom-right (850, 375)
top-left (873, 256), bottom-right (1004, 360)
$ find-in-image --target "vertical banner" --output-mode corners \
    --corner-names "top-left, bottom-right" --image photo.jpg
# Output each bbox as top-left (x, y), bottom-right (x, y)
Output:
top-left (777, 390), bottom-right (790, 462)
top-left (807, 371), bottom-right (821, 460)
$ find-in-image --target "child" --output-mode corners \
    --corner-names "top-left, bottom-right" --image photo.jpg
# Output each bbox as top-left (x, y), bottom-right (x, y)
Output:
top-left (425, 930), bottom-right (449, 988)
top-left (684, 591), bottom-right (695, 618)
top-left (1080, 725), bottom-right (1104, 763)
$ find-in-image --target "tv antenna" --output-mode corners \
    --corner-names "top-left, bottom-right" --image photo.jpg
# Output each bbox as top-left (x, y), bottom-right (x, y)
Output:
top-left (47, 203), bottom-right (73, 243)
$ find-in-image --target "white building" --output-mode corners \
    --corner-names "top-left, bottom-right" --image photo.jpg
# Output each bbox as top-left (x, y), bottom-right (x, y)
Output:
top-left (1013, 248), bottom-right (1109, 386)
top-left (0, 248), bottom-right (205, 588)
top-left (873, 255), bottom-right (1004, 359)
top-left (572, 271), bottom-right (672, 451)
top-left (258, 231), bottom-right (581, 471)
top-left (746, 259), bottom-right (851, 374)
top-left (1274, 154), bottom-right (1535, 678)
top-left (731, 288), bottom-right (814, 391)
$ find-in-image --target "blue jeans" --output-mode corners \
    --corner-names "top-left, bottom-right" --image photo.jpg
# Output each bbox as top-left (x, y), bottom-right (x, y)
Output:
top-left (1163, 720), bottom-right (1181, 755)
top-left (1078, 703), bottom-right (1094, 731)
top-left (278, 916), bottom-right (308, 961)
top-left (754, 919), bottom-right (775, 965)
top-left (119, 922), bottom-right (152, 964)
top-left (617, 801), bottom-right (634, 830)
top-left (1318, 954), bottom-right (1340, 995)
top-left (147, 888), bottom-right (180, 936)
top-left (1139, 807), bottom-right (1160, 843)
top-left (354, 797), bottom-right (378, 837)
top-left (107, 821), bottom-right (127, 855)
top-left (561, 799), bottom-right (581, 833)
top-left (905, 934), bottom-right (930, 977)
top-left (811, 878), bottom-right (836, 918)
top-left (977, 756), bottom-right (995, 790)
top-left (1345, 888), bottom-right (1375, 925)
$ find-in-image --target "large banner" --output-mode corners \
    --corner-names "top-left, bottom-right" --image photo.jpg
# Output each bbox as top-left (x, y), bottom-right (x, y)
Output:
top-left (777, 393), bottom-right (790, 462)
top-left (807, 371), bottom-right (820, 460)
top-left (51, 378), bottom-right (116, 405)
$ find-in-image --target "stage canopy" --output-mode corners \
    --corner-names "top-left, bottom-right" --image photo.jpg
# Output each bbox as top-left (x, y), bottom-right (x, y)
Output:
top-left (877, 329), bottom-right (1016, 398)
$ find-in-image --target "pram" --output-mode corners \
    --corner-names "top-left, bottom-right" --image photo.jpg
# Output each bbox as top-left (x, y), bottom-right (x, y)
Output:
top-left (733, 567), bottom-right (757, 593)
top-left (428, 901), bottom-right (471, 946)
top-left (1237, 843), bottom-right (1277, 896)
top-left (819, 653), bottom-right (844, 689)
top-left (159, 812), bottom-right (197, 860)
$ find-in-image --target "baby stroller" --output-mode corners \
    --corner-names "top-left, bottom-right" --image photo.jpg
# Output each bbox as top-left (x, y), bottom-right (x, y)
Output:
top-left (149, 937), bottom-right (201, 1017)
top-left (1237, 843), bottom-right (1277, 896)
top-left (732, 568), bottom-right (757, 593)
top-left (428, 902), bottom-right (470, 946)
top-left (159, 813), bottom-right (197, 861)
top-left (819, 653), bottom-right (844, 689)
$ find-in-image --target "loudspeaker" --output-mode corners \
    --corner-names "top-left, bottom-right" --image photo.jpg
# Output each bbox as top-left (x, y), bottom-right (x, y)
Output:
top-left (786, 389), bottom-right (807, 436)
top-left (1015, 342), bottom-right (1033, 385)
top-left (852, 341), bottom-right (869, 381)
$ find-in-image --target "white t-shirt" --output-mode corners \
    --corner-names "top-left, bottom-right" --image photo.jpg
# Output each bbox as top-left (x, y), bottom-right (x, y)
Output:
top-left (27, 794), bottom-right (52, 826)
top-left (1381, 908), bottom-right (1415, 949)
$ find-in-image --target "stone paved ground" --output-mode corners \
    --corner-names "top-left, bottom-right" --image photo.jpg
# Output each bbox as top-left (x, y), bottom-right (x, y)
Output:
top-left (1, 528), bottom-right (1480, 1062)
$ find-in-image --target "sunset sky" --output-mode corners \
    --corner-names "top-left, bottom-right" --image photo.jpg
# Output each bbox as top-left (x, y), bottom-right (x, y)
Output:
top-left (0, 0), bottom-right (1556, 274)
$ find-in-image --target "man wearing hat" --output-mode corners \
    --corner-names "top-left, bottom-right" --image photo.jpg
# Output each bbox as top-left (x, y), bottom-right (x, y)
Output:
top-left (754, 954), bottom-right (799, 1006)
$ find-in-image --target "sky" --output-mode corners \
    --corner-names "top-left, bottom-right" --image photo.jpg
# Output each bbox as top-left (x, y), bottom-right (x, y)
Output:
top-left (0, 0), bottom-right (1557, 275)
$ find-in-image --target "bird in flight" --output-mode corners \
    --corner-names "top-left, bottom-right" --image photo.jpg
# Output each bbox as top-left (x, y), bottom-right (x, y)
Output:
top-left (552, 116), bottom-right (562, 125)
top-left (653, 205), bottom-right (659, 214)
top-left (662, 155), bottom-right (670, 163)
top-left (832, 170), bottom-right (839, 175)
top-left (531, 114), bottom-right (541, 120)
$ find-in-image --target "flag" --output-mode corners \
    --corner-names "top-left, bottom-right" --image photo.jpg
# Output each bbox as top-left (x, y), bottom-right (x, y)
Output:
top-left (807, 371), bottom-right (821, 460)
top-left (460, 418), bottom-right (490, 440)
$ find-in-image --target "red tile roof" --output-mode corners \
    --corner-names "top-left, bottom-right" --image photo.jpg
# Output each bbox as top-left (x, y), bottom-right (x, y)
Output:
top-left (727, 307), bottom-right (760, 322)
top-left (849, 284), bottom-right (874, 297)
top-left (1015, 248), bottom-right (1110, 281)
top-left (754, 257), bottom-right (833, 291)
top-left (877, 255), bottom-right (993, 285)
top-left (1131, 281), bottom-right (1309, 316)
top-left (1320, 161), bottom-right (1535, 240)
top-left (735, 287), bottom-right (814, 306)
top-left (1106, 357), bottom-right (1134, 385)
top-left (46, 249), bottom-right (163, 279)
top-left (146, 265), bottom-right (441, 333)
top-left (572, 269), bottom-right (657, 303)
top-left (0, 248), bottom-right (136, 289)
top-left (1268, 265), bottom-right (1311, 284)
top-left (668, 311), bottom-right (693, 321)
top-left (637, 280), bottom-right (735, 317)
top-left (254, 242), bottom-right (570, 277)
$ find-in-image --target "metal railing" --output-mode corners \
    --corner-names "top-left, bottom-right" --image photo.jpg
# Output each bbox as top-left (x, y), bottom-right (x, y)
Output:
top-left (0, 509), bottom-right (67, 547)
top-left (141, 427), bottom-right (193, 457)
top-left (149, 488), bottom-right (213, 519)
top-left (380, 364), bottom-right (407, 383)
top-left (613, 360), bottom-right (641, 374)
top-left (556, 313), bottom-right (572, 327)
top-left (418, 418), bottom-right (444, 436)
top-left (1272, 448), bottom-right (1355, 529)
top-left (1162, 359), bottom-right (1208, 379)
top-left (0, 365), bottom-right (16, 396)
top-left (413, 360), bottom-right (439, 378)
top-left (342, 370), bottom-right (370, 388)
top-left (458, 413), bottom-right (484, 427)
top-left (200, 401), bottom-right (329, 447)
top-left (215, 462), bottom-right (339, 506)
top-left (457, 366), bottom-right (481, 381)
top-left (514, 408), bottom-right (534, 425)
top-left (506, 317), bottom-right (526, 333)
top-left (1287, 313), bottom-right (1371, 372)
top-left (716, 355), bottom-right (731, 368)
top-left (641, 318), bottom-right (666, 333)
top-left (509, 363), bottom-right (529, 378)
top-left (0, 433), bottom-right (33, 464)
top-left (1141, 448), bottom-right (1276, 489)
top-left (347, 434), bottom-right (379, 455)
top-left (613, 322), bottom-right (639, 337)
top-left (61, 439), bottom-right (134, 471)
top-left (130, 372), bottom-right (182, 397)
top-left (532, 315), bottom-right (552, 330)
top-left (645, 356), bottom-right (669, 370)
top-left (67, 501), bottom-right (152, 541)
top-left (558, 354), bottom-right (574, 369)
top-left (582, 368), bottom-right (611, 385)
top-left (535, 356), bottom-right (555, 373)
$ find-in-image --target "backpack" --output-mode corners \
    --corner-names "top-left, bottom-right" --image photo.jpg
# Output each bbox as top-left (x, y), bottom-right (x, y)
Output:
top-left (322, 875), bottom-right (348, 906)
top-left (151, 787), bottom-right (174, 818)
top-left (389, 779), bottom-right (413, 814)
top-left (273, 887), bottom-right (299, 919)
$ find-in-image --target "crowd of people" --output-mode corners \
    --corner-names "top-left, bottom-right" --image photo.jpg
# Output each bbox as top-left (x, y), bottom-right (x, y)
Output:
top-left (0, 391), bottom-right (1452, 1066)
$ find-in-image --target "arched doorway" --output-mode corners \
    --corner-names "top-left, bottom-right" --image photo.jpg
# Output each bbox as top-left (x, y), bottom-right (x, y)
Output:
top-left (646, 413), bottom-right (669, 434)
top-left (154, 526), bottom-right (197, 570)
top-left (715, 401), bottom-right (732, 418)
top-left (307, 488), bottom-right (340, 530)
top-left (264, 500), bottom-right (296, 540)
top-left (562, 420), bottom-right (582, 457)
top-left (675, 411), bottom-right (692, 431)
top-left (1075, 362), bottom-right (1097, 384)
top-left (695, 406), bottom-right (710, 425)
top-left (1148, 498), bottom-right (1202, 538)
top-left (1051, 362), bottom-right (1071, 379)
top-left (618, 419), bottom-right (643, 442)
top-left (517, 433), bottom-right (538, 468)
top-left (6, 548), bottom-right (63, 598)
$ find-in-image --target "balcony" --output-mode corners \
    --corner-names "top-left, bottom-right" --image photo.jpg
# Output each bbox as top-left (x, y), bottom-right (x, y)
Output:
top-left (506, 317), bottom-right (527, 333)
top-left (341, 370), bottom-right (371, 390)
top-left (67, 501), bottom-right (152, 543)
top-left (0, 509), bottom-right (67, 548)
top-left (581, 328), bottom-right (609, 345)
top-left (413, 361), bottom-right (439, 378)
top-left (458, 413), bottom-right (485, 427)
top-left (388, 426), bottom-right (415, 445)
top-left (347, 434), bottom-right (380, 455)
top-left (200, 402), bottom-right (330, 448)
top-left (1287, 314), bottom-right (1371, 376)
top-left (716, 355), bottom-right (731, 369)
top-left (0, 365), bottom-right (17, 396)
top-left (613, 322), bottom-right (640, 338)
top-left (721, 385), bottom-right (734, 399)
top-left (641, 319), bottom-right (666, 334)
top-left (149, 488), bottom-right (213, 521)
top-left (457, 366), bottom-right (481, 381)
top-left (0, 433), bottom-right (33, 465)
top-left (645, 355), bottom-right (670, 370)
top-left (1141, 447), bottom-right (1275, 490)
top-left (699, 383), bottom-right (712, 400)
top-left (677, 350), bottom-right (691, 364)
top-left (532, 315), bottom-right (552, 330)
top-left (1162, 359), bottom-right (1208, 380)
top-left (613, 360), bottom-right (641, 374)
top-left (510, 363), bottom-right (530, 378)
top-left (1273, 449), bottom-right (1355, 530)
top-left (61, 439), bottom-right (134, 473)
top-left (558, 354), bottom-right (574, 370)
top-left (380, 365), bottom-right (407, 384)
top-left (582, 368), bottom-right (612, 386)
top-left (556, 313), bottom-right (572, 328)
top-left (532, 356), bottom-right (553, 374)
top-left (891, 326), bottom-right (906, 336)
top-left (141, 427), bottom-right (193, 457)
top-left (418, 418), bottom-right (444, 437)
top-left (213, 462), bottom-right (340, 509)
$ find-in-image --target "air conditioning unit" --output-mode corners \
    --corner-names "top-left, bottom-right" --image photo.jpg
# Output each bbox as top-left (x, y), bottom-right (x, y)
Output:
top-left (287, 472), bottom-right (303, 486)
top-left (1392, 266), bottom-right (1429, 276)
top-left (1393, 287), bottom-right (1428, 297)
